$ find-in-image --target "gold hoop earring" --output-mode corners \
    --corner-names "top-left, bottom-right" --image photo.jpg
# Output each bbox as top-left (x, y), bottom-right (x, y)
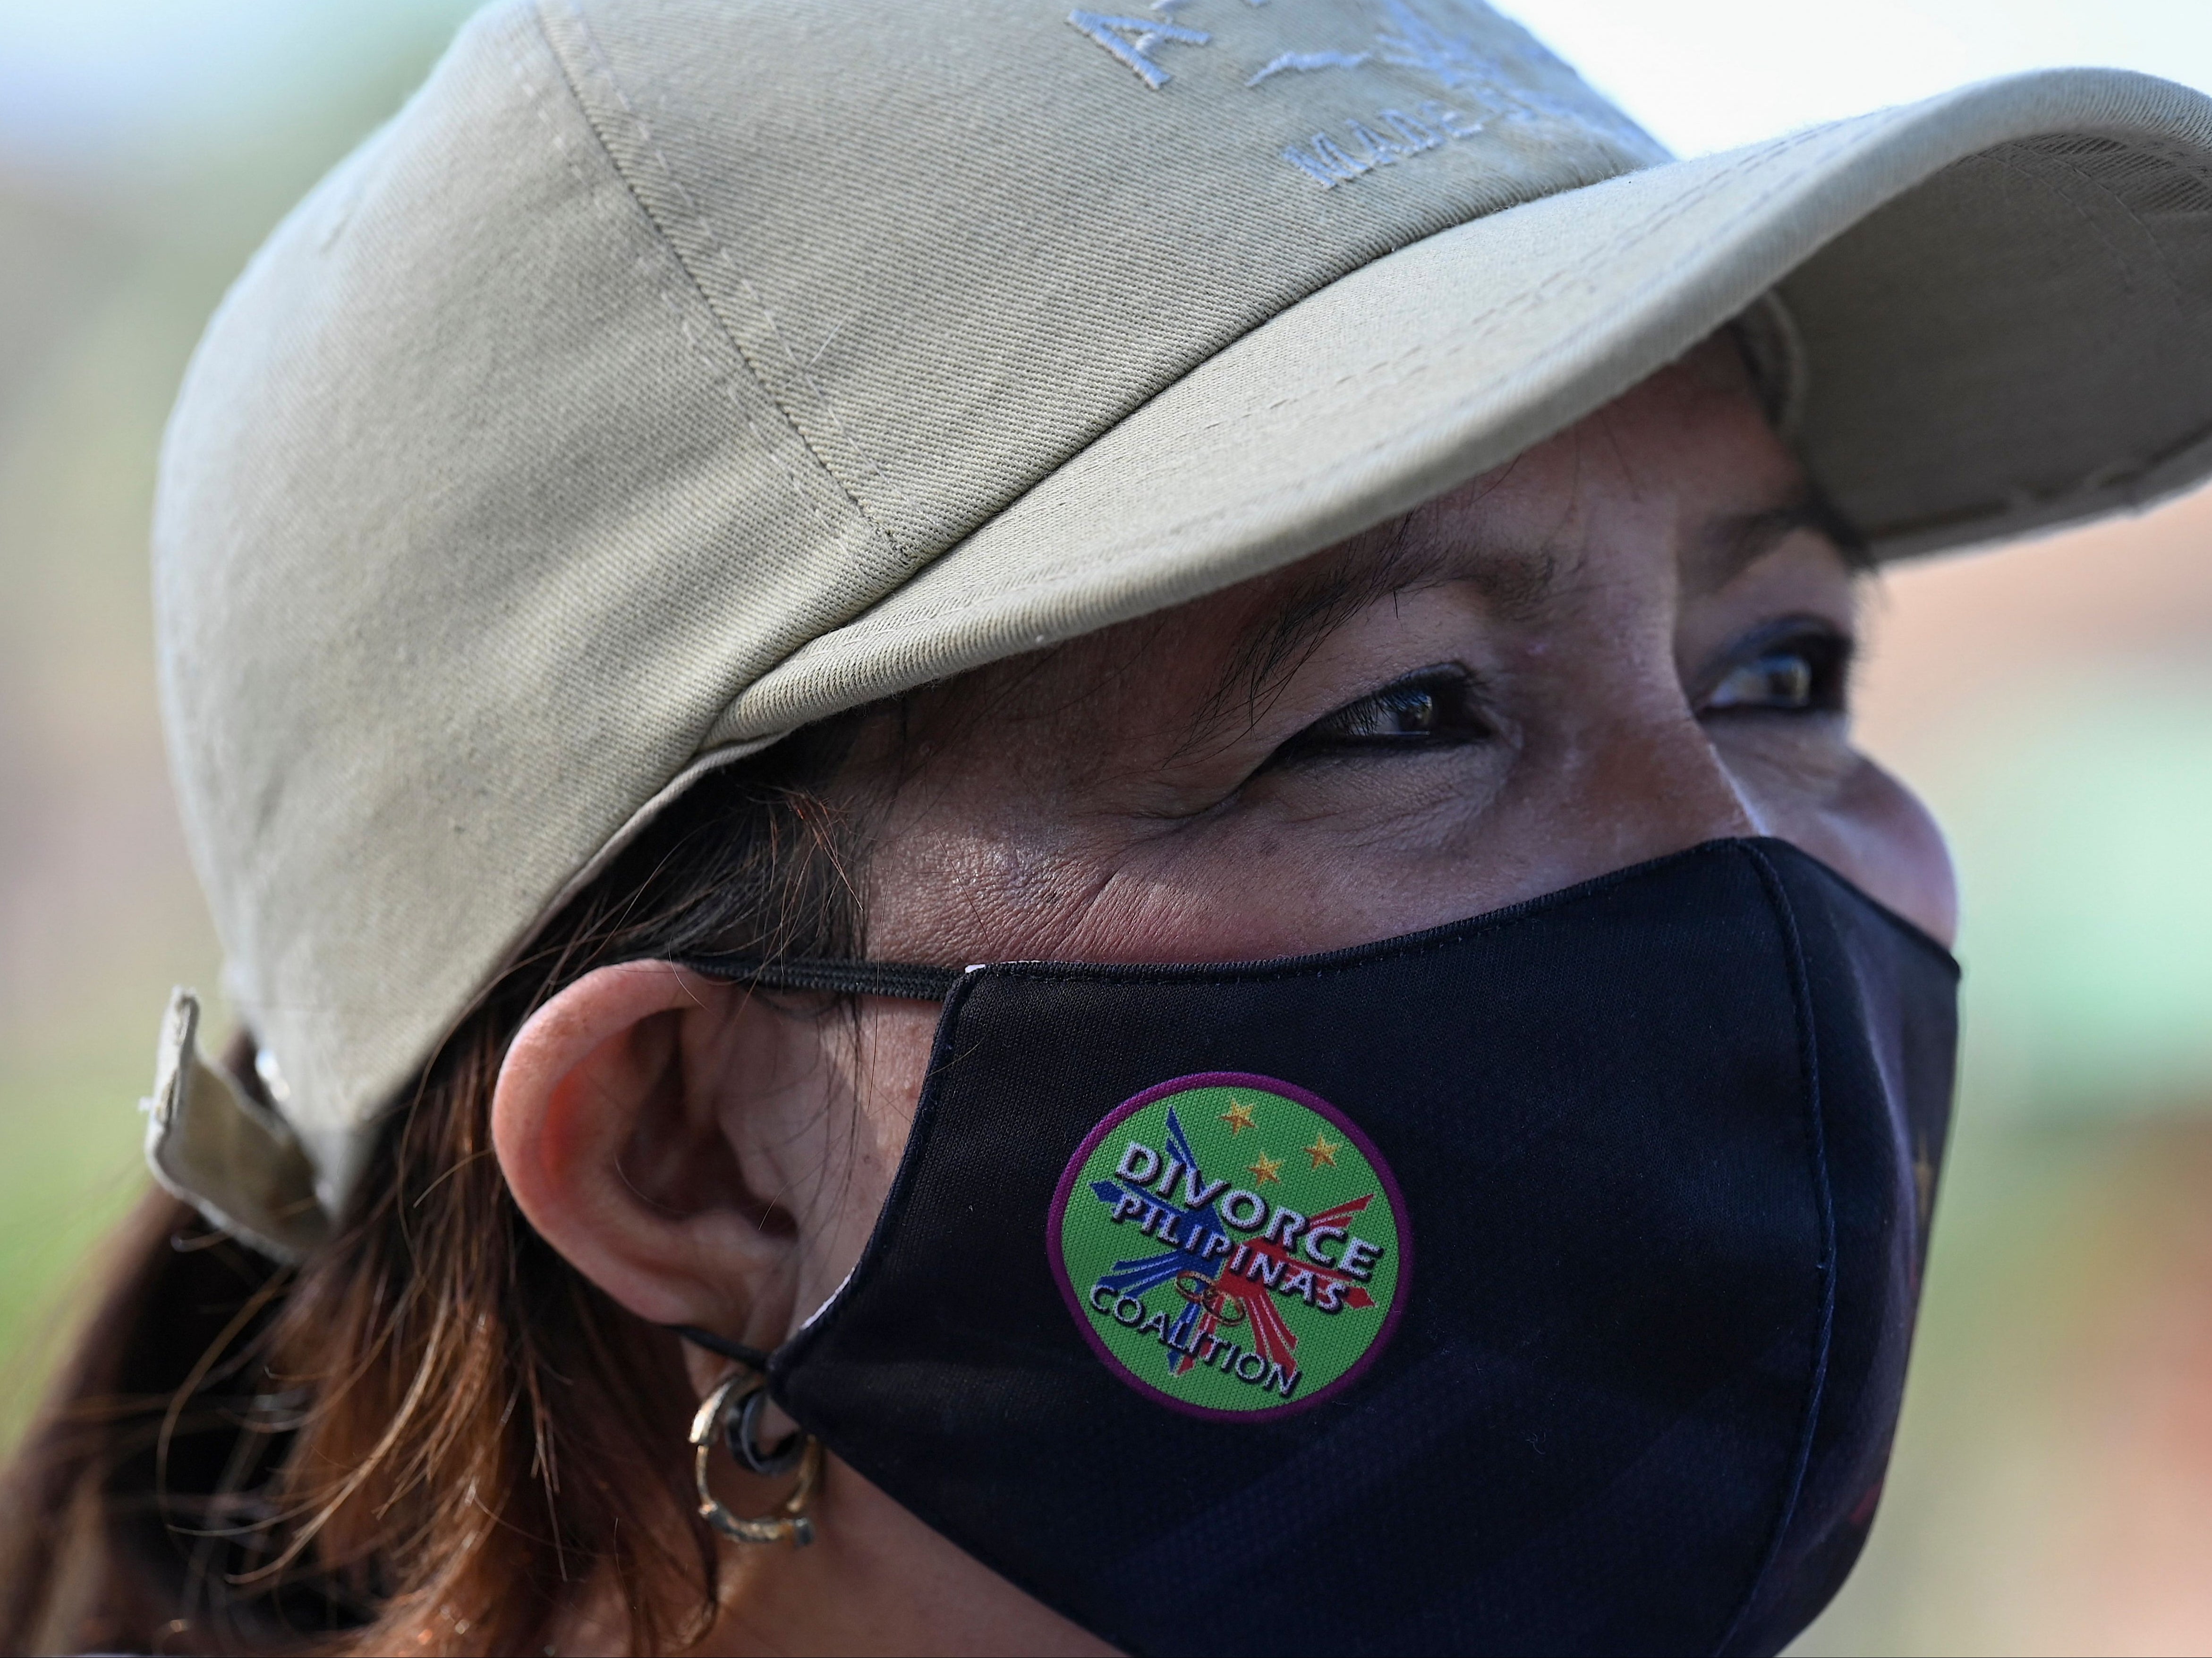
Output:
top-left (689, 1372), bottom-right (823, 1546)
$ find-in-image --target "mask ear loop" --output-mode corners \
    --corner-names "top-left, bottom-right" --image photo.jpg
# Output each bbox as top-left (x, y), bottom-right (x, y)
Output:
top-left (676, 1326), bottom-right (823, 1547)
top-left (669, 953), bottom-right (967, 1002)
top-left (663, 959), bottom-right (969, 1548)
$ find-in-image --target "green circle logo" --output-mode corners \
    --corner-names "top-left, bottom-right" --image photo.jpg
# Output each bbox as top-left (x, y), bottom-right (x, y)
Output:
top-left (1049, 1071), bottom-right (1409, 1418)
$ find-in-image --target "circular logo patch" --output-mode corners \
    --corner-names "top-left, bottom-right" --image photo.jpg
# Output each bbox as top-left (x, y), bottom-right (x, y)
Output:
top-left (1050, 1071), bottom-right (1408, 1418)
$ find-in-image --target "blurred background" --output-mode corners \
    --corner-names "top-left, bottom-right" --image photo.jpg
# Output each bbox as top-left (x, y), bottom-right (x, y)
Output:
top-left (1, 1), bottom-right (2208, 1651)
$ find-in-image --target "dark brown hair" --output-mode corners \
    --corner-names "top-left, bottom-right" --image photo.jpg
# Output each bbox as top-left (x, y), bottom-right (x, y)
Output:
top-left (0, 723), bottom-right (876, 1655)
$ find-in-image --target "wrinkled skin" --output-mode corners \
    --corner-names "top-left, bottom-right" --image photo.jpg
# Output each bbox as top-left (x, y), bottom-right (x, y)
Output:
top-left (491, 340), bottom-right (1957, 1655)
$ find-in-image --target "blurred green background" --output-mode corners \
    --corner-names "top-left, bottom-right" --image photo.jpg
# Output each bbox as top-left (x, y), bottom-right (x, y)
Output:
top-left (1, 2), bottom-right (2208, 1653)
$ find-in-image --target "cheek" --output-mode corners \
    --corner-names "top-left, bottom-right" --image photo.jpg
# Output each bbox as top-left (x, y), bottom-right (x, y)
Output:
top-left (792, 999), bottom-right (947, 1309)
top-left (1742, 742), bottom-right (1959, 946)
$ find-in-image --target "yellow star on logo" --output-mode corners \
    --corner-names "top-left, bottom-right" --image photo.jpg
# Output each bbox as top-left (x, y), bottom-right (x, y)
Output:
top-left (1249, 1150), bottom-right (1284, 1186)
top-left (1219, 1098), bottom-right (1257, 1135)
top-left (1305, 1131), bottom-right (1341, 1170)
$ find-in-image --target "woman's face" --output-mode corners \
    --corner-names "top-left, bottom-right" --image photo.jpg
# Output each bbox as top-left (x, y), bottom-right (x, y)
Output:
top-left (863, 339), bottom-right (1954, 977)
top-left (497, 337), bottom-right (1957, 1653)
top-left (791, 333), bottom-right (1958, 1382)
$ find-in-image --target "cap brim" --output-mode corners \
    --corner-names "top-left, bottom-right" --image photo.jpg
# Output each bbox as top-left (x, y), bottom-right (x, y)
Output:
top-left (715, 67), bottom-right (2212, 744)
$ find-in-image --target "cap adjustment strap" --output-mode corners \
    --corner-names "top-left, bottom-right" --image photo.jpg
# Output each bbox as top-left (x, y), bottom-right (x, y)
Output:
top-left (143, 988), bottom-right (331, 1263)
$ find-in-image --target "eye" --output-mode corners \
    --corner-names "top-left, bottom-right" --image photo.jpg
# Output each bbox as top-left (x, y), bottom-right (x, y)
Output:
top-left (1702, 621), bottom-right (1851, 717)
top-left (1265, 666), bottom-right (1492, 767)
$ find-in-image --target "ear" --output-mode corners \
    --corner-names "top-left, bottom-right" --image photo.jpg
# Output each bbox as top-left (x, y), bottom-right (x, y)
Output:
top-left (492, 961), bottom-right (839, 1351)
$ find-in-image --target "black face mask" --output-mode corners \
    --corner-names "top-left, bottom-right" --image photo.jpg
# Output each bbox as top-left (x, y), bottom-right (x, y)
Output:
top-left (676, 838), bottom-right (1957, 1658)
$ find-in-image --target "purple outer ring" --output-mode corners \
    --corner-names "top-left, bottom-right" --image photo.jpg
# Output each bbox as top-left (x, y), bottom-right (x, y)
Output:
top-left (1045, 1070), bottom-right (1414, 1422)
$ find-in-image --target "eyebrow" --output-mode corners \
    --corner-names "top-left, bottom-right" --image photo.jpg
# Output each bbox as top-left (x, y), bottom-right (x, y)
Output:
top-left (1174, 527), bottom-right (1455, 757)
top-left (1694, 488), bottom-right (1870, 590)
top-left (1179, 482), bottom-right (1864, 757)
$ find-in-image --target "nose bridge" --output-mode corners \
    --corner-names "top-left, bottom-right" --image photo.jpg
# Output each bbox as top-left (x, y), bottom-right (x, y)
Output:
top-left (1576, 697), bottom-right (1762, 867)
top-left (1497, 516), bottom-right (1761, 865)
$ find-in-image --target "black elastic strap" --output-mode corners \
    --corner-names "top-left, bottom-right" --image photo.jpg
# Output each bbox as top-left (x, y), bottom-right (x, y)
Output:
top-left (664, 959), bottom-right (960, 1365)
top-left (672, 1324), bottom-right (776, 1370)
top-left (675, 952), bottom-right (966, 1003)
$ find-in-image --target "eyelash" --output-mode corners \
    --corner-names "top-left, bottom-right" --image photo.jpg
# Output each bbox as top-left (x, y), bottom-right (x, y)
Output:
top-left (1262, 620), bottom-right (1851, 773)
top-left (1701, 621), bottom-right (1852, 718)
top-left (1263, 666), bottom-right (1491, 768)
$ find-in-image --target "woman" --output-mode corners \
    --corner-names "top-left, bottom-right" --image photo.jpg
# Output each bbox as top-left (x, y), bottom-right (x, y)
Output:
top-left (6, 0), bottom-right (2210, 1652)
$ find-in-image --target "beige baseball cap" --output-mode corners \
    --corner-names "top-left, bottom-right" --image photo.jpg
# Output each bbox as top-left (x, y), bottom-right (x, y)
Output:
top-left (146, 0), bottom-right (2212, 1254)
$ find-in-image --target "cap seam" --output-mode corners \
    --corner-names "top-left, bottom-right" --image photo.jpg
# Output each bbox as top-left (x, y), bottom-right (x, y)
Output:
top-left (504, 19), bottom-right (871, 576)
top-left (907, 125), bottom-right (1833, 592)
top-left (1857, 132), bottom-right (2212, 548)
top-left (728, 128), bottom-right (1839, 670)
top-left (987, 78), bottom-right (2212, 574)
top-left (732, 92), bottom-right (2189, 678)
top-left (1860, 410), bottom-right (2212, 546)
top-left (2021, 135), bottom-right (2209, 305)
top-left (530, 0), bottom-right (909, 559)
top-left (1978, 143), bottom-right (2150, 306)
top-left (1080, 121), bottom-right (1835, 482)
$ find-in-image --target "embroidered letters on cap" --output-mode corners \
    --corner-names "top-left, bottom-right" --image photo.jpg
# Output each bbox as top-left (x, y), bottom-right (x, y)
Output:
top-left (1064, 0), bottom-right (1656, 189)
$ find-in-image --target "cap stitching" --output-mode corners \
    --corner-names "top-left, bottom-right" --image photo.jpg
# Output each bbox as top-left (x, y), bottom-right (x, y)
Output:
top-left (1981, 138), bottom-right (2178, 304)
top-left (747, 126), bottom-right (1844, 655)
top-left (1857, 409), bottom-right (2212, 546)
top-left (714, 116), bottom-right (1847, 736)
top-left (500, 18), bottom-right (864, 556)
top-left (941, 127), bottom-right (1829, 559)
top-left (548, 0), bottom-right (915, 556)
top-left (1831, 134), bottom-right (2212, 545)
top-left (1149, 126), bottom-right (1832, 453)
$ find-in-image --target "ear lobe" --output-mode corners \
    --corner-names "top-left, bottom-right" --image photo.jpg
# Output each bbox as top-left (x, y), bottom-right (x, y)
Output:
top-left (492, 961), bottom-right (807, 1343)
